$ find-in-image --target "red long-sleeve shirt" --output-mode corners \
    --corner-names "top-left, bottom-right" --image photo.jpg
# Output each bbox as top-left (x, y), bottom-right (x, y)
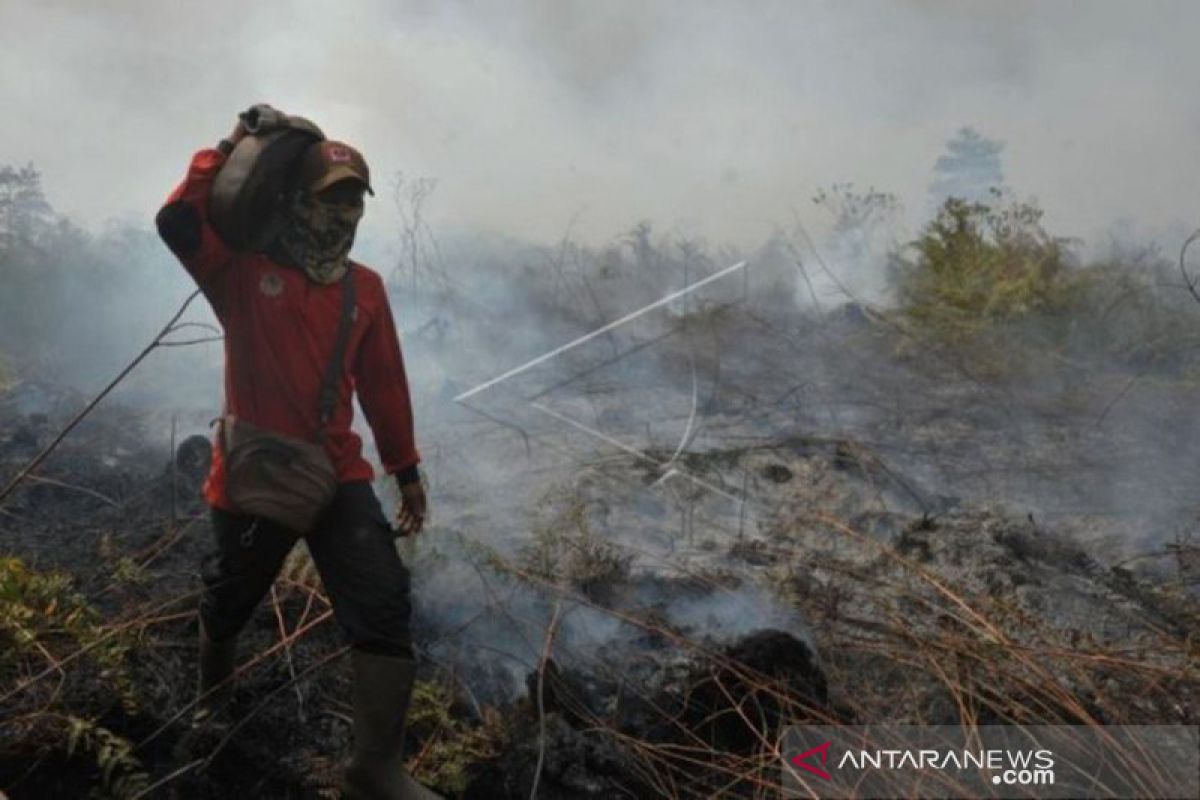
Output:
top-left (157, 148), bottom-right (420, 510)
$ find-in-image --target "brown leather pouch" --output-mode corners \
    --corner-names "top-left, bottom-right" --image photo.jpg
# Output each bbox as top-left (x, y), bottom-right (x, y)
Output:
top-left (222, 415), bottom-right (336, 533)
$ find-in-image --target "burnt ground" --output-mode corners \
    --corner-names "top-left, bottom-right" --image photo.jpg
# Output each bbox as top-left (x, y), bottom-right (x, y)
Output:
top-left (1, 299), bottom-right (1199, 799)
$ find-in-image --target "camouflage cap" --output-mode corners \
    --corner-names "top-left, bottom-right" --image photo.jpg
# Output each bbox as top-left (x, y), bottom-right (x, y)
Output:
top-left (296, 140), bottom-right (374, 196)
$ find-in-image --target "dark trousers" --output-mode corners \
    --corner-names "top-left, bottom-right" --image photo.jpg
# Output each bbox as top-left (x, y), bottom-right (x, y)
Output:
top-left (200, 481), bottom-right (413, 658)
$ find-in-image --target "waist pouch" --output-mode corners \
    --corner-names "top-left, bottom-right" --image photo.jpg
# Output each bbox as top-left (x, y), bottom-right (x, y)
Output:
top-left (222, 268), bottom-right (355, 532)
top-left (222, 415), bottom-right (336, 533)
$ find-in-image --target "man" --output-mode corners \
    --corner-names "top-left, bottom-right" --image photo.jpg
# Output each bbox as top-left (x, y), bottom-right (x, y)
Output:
top-left (156, 113), bottom-right (438, 800)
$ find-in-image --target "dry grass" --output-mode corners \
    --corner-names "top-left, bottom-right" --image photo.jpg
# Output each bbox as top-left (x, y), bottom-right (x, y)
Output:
top-left (475, 491), bottom-right (1198, 798)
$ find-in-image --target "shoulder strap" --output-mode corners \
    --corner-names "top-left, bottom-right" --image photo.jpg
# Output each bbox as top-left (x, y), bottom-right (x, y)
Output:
top-left (317, 267), bottom-right (356, 435)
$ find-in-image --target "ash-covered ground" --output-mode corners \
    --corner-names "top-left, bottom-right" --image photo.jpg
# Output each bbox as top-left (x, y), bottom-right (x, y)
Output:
top-left (2, 236), bottom-right (1197, 798)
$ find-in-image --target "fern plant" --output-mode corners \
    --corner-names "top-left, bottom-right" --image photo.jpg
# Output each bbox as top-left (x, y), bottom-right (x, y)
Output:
top-left (64, 716), bottom-right (151, 799)
top-left (0, 556), bottom-right (137, 712)
top-left (0, 557), bottom-right (141, 796)
top-left (406, 679), bottom-right (508, 794)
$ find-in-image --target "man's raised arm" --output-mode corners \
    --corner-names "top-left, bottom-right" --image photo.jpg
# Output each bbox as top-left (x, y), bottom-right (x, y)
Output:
top-left (155, 119), bottom-right (245, 311)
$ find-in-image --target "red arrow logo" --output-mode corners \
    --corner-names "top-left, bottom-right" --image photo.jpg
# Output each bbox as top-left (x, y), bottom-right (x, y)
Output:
top-left (790, 741), bottom-right (833, 780)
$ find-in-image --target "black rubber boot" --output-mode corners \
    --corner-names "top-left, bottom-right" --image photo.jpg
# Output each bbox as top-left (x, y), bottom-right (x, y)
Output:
top-left (193, 618), bottom-right (237, 726)
top-left (342, 650), bottom-right (442, 800)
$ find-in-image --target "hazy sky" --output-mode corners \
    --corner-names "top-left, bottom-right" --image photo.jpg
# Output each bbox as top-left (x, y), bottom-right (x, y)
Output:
top-left (2, 0), bottom-right (1197, 248)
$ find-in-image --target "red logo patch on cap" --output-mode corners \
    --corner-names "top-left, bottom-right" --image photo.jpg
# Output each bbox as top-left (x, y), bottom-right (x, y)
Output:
top-left (327, 145), bottom-right (352, 164)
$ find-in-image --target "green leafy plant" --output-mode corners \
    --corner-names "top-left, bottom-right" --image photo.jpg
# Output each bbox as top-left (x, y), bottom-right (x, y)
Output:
top-left (0, 557), bottom-right (139, 783)
top-left (0, 557), bottom-right (134, 697)
top-left (64, 716), bottom-right (150, 800)
top-left (407, 679), bottom-right (508, 795)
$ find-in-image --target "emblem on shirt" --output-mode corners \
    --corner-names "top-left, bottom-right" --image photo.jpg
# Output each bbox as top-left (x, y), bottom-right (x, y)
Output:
top-left (259, 272), bottom-right (284, 297)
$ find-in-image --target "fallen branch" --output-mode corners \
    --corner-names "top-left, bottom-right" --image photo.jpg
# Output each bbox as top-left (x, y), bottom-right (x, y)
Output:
top-left (20, 474), bottom-right (122, 509)
top-left (0, 290), bottom-right (208, 507)
top-left (529, 601), bottom-right (563, 800)
top-left (1178, 228), bottom-right (1200, 305)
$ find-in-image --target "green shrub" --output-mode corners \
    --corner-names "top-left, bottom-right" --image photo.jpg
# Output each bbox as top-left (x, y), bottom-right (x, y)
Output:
top-left (891, 191), bottom-right (1078, 336)
top-left (890, 193), bottom-right (1200, 379)
top-left (0, 556), bottom-right (133, 695)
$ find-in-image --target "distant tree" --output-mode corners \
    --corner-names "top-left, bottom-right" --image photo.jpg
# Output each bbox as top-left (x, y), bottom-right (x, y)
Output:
top-left (0, 164), bottom-right (53, 252)
top-left (0, 163), bottom-right (153, 375)
top-left (929, 127), bottom-right (1005, 206)
top-left (622, 220), bottom-right (657, 271)
top-left (391, 171), bottom-right (445, 291)
top-left (809, 183), bottom-right (903, 305)
top-left (0, 165), bottom-right (59, 352)
top-left (813, 183), bottom-right (901, 243)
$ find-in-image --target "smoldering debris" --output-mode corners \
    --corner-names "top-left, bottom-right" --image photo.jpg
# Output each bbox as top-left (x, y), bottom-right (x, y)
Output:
top-left (498, 629), bottom-right (827, 799)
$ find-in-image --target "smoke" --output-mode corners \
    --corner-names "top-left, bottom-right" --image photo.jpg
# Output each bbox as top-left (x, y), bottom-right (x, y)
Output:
top-left (1, 1), bottom-right (1197, 247)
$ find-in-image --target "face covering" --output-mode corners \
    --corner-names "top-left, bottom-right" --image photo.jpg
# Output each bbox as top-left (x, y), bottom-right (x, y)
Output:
top-left (276, 190), bottom-right (364, 284)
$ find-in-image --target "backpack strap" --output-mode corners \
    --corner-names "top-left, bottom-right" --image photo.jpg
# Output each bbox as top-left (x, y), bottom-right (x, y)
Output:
top-left (316, 267), bottom-right (356, 439)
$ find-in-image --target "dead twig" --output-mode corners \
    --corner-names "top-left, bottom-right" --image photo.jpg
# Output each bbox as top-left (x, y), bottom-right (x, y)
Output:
top-left (0, 290), bottom-right (207, 507)
top-left (530, 601), bottom-right (564, 800)
top-left (20, 474), bottom-right (122, 509)
top-left (1177, 228), bottom-right (1200, 305)
top-left (270, 585), bottom-right (306, 721)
